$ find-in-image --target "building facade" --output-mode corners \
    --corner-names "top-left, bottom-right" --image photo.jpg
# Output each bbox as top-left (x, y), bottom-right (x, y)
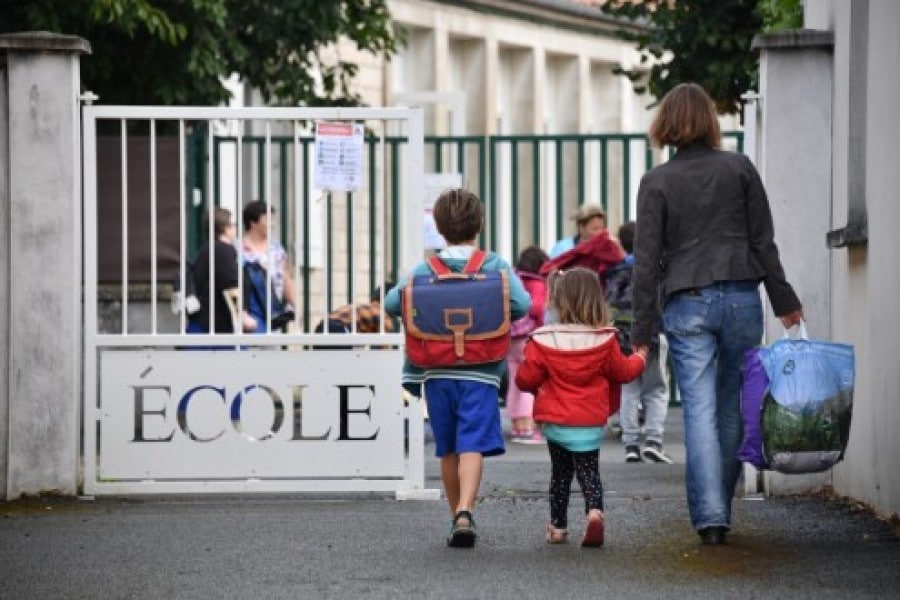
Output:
top-left (347, 0), bottom-right (656, 137)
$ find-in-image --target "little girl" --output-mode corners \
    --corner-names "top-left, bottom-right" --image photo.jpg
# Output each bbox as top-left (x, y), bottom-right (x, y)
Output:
top-left (515, 267), bottom-right (647, 546)
top-left (506, 246), bottom-right (549, 444)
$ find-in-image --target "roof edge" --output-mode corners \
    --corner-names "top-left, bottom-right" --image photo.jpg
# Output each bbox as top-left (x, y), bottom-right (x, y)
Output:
top-left (752, 28), bottom-right (834, 51)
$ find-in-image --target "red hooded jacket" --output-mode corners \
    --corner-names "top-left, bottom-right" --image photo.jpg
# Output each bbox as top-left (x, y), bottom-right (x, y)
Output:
top-left (515, 324), bottom-right (645, 427)
top-left (539, 229), bottom-right (625, 281)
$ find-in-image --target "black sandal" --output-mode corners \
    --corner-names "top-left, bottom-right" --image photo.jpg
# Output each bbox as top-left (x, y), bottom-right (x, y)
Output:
top-left (447, 510), bottom-right (477, 548)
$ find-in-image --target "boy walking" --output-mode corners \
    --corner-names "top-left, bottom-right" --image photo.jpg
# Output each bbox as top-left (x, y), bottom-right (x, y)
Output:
top-left (606, 222), bottom-right (672, 464)
top-left (384, 189), bottom-right (531, 548)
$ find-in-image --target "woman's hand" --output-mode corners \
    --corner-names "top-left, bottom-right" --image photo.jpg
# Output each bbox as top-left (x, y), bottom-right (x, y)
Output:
top-left (779, 308), bottom-right (805, 329)
top-left (242, 313), bottom-right (259, 332)
top-left (633, 344), bottom-right (650, 360)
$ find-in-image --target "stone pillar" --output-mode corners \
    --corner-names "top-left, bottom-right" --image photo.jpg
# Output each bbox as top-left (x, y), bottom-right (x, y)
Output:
top-left (752, 29), bottom-right (834, 495)
top-left (0, 32), bottom-right (91, 499)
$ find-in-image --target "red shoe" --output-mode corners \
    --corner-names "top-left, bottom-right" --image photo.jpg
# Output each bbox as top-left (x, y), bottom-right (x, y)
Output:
top-left (581, 509), bottom-right (604, 547)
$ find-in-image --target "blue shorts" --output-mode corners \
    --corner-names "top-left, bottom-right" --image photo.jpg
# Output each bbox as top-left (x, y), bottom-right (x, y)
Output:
top-left (424, 379), bottom-right (505, 458)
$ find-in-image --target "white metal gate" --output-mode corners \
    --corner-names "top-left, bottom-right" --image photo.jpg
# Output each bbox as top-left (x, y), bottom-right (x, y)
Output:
top-left (82, 105), bottom-right (437, 498)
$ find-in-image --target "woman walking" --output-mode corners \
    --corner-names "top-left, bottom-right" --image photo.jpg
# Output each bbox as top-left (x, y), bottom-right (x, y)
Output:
top-left (631, 83), bottom-right (804, 545)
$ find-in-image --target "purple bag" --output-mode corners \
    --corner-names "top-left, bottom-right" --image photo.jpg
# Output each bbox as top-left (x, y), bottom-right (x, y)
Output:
top-left (737, 347), bottom-right (770, 469)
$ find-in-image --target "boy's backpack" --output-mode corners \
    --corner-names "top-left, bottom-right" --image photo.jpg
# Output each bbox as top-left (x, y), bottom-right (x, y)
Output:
top-left (604, 260), bottom-right (634, 353)
top-left (604, 260), bottom-right (633, 313)
top-left (401, 250), bottom-right (510, 367)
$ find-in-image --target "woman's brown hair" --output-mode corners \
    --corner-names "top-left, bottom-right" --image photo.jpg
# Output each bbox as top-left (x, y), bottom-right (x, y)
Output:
top-left (649, 83), bottom-right (721, 150)
top-left (203, 207), bottom-right (233, 239)
top-left (548, 267), bottom-right (611, 327)
top-left (432, 188), bottom-right (484, 244)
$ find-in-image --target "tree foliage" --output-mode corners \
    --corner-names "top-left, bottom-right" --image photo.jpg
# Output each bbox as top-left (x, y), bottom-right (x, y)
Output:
top-left (601, 0), bottom-right (802, 115)
top-left (757, 0), bottom-right (804, 33)
top-left (0, 0), bottom-right (402, 106)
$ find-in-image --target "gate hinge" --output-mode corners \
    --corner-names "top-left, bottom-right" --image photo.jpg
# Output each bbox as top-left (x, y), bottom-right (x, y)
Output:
top-left (79, 91), bottom-right (99, 105)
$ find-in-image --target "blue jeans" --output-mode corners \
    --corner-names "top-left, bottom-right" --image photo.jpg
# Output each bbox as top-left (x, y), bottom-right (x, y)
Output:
top-left (662, 281), bottom-right (763, 531)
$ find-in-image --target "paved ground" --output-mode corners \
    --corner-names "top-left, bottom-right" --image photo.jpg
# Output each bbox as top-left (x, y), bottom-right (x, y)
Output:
top-left (1, 408), bottom-right (898, 599)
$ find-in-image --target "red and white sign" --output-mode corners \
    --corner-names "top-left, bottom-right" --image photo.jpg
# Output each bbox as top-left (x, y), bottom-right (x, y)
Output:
top-left (314, 121), bottom-right (364, 191)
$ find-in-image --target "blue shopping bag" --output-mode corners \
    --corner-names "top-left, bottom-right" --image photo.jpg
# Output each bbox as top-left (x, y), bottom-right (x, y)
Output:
top-left (757, 322), bottom-right (855, 474)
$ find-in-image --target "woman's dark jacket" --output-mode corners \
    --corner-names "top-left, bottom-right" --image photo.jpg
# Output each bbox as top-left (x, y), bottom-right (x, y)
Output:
top-left (632, 144), bottom-right (801, 346)
top-left (189, 240), bottom-right (239, 333)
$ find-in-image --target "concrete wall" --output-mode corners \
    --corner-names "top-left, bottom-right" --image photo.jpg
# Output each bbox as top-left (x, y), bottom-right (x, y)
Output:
top-left (0, 48), bottom-right (9, 498)
top-left (818, 0), bottom-right (900, 520)
top-left (754, 30), bottom-right (835, 495)
top-left (756, 0), bottom-right (900, 519)
top-left (0, 33), bottom-right (90, 499)
top-left (858, 0), bottom-right (900, 517)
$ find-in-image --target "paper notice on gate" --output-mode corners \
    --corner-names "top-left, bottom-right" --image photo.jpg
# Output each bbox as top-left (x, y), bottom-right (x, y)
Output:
top-left (314, 121), bottom-right (364, 192)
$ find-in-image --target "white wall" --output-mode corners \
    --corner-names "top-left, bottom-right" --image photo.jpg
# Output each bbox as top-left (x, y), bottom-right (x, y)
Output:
top-left (759, 0), bottom-right (900, 519)
top-left (755, 33), bottom-right (835, 495)
top-left (449, 37), bottom-right (488, 133)
top-left (826, 0), bottom-right (900, 519)
top-left (544, 53), bottom-right (579, 133)
top-left (497, 45), bottom-right (535, 134)
top-left (0, 55), bottom-right (9, 498)
top-left (589, 60), bottom-right (622, 132)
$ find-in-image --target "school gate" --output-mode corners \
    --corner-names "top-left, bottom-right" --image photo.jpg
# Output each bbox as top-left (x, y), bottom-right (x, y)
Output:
top-left (3, 35), bottom-right (751, 500)
top-left (81, 105), bottom-right (437, 498)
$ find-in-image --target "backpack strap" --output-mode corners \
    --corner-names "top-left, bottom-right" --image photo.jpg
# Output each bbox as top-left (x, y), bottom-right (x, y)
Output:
top-left (427, 249), bottom-right (487, 275)
top-left (463, 249), bottom-right (487, 273)
top-left (427, 255), bottom-right (451, 275)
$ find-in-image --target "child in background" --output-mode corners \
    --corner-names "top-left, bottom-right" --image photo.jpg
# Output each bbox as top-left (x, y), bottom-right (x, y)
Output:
top-left (384, 188), bottom-right (531, 548)
top-left (607, 221), bottom-right (673, 464)
top-left (515, 267), bottom-right (647, 546)
top-left (507, 246), bottom-right (550, 444)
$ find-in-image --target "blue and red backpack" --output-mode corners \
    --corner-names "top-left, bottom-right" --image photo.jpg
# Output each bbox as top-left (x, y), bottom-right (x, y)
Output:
top-left (401, 250), bottom-right (511, 367)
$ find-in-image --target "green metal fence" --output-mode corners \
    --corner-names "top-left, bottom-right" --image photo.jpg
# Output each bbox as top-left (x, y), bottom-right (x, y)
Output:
top-left (191, 130), bottom-right (743, 329)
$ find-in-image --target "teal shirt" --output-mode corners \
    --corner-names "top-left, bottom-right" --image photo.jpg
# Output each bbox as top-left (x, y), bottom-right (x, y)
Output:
top-left (549, 235), bottom-right (578, 258)
top-left (384, 248), bottom-right (531, 388)
top-left (542, 424), bottom-right (606, 452)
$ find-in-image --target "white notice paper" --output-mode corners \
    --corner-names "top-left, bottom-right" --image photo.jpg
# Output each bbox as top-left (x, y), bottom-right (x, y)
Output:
top-left (314, 121), bottom-right (364, 192)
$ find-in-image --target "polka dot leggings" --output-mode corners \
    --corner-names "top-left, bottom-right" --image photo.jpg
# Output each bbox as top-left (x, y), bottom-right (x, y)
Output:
top-left (548, 440), bottom-right (604, 530)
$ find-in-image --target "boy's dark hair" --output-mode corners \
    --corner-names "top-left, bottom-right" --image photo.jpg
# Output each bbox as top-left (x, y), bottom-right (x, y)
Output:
top-left (242, 200), bottom-right (273, 232)
top-left (516, 245), bottom-right (549, 274)
top-left (432, 188), bottom-right (483, 244)
top-left (618, 221), bottom-right (636, 254)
